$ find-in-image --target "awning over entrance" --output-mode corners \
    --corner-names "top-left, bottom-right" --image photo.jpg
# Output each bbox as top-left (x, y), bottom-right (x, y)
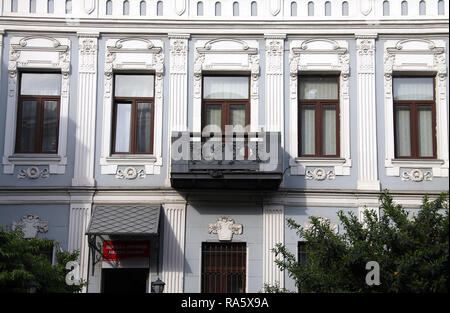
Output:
top-left (86, 205), bottom-right (161, 236)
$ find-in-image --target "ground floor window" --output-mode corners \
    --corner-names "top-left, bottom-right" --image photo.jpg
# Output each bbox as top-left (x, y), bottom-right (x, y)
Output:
top-left (201, 242), bottom-right (246, 293)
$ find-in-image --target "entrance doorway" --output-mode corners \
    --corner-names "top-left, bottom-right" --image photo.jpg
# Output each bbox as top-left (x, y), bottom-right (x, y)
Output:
top-left (101, 268), bottom-right (149, 293)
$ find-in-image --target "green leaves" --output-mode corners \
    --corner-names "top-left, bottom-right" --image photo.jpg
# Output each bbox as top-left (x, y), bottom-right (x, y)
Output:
top-left (268, 191), bottom-right (449, 293)
top-left (0, 226), bottom-right (85, 293)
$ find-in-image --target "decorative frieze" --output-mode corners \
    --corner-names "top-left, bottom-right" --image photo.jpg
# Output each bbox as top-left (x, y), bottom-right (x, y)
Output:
top-left (305, 168), bottom-right (335, 181)
top-left (115, 167), bottom-right (146, 180)
top-left (208, 217), bottom-right (243, 241)
top-left (12, 214), bottom-right (48, 239)
top-left (401, 169), bottom-right (433, 182)
top-left (356, 34), bottom-right (379, 191)
top-left (17, 166), bottom-right (50, 179)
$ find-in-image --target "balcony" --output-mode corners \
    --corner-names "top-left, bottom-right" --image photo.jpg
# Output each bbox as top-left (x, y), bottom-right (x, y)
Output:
top-left (170, 132), bottom-right (283, 190)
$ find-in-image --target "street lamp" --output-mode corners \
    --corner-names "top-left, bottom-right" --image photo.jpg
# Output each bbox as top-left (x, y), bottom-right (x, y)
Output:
top-left (152, 278), bottom-right (165, 293)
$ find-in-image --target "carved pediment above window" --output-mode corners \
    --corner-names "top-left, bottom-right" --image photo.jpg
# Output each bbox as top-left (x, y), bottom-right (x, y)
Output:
top-left (12, 214), bottom-right (48, 239)
top-left (208, 217), bottom-right (243, 241)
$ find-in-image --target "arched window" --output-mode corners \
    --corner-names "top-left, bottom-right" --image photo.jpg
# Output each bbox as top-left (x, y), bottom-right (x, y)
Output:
top-left (401, 1), bottom-right (408, 15)
top-left (325, 1), bottom-right (331, 16)
top-left (66, 0), bottom-right (72, 14)
top-left (438, 0), bottom-right (445, 15)
top-left (30, 0), bottom-right (36, 13)
top-left (48, 0), bottom-right (54, 13)
top-left (291, 1), bottom-right (297, 16)
top-left (197, 1), bottom-right (204, 16)
top-left (11, 0), bottom-right (18, 12)
top-left (123, 0), bottom-right (129, 15)
top-left (215, 2), bottom-right (221, 16)
top-left (419, 0), bottom-right (426, 15)
top-left (140, 1), bottom-right (147, 16)
top-left (106, 0), bottom-right (112, 15)
top-left (157, 1), bottom-right (163, 16)
top-left (342, 1), bottom-right (349, 16)
top-left (251, 1), bottom-right (257, 16)
top-left (233, 2), bottom-right (239, 16)
top-left (308, 1), bottom-right (314, 16)
top-left (383, 1), bottom-right (390, 16)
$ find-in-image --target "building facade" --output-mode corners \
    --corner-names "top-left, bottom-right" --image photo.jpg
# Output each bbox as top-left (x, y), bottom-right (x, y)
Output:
top-left (0, 0), bottom-right (448, 293)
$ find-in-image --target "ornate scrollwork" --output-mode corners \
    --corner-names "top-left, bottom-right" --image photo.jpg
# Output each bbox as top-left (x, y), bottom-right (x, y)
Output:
top-left (17, 167), bottom-right (50, 179)
top-left (208, 217), bottom-right (243, 241)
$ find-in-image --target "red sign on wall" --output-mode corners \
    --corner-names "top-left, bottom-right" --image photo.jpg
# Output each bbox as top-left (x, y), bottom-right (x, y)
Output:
top-left (102, 241), bottom-right (150, 261)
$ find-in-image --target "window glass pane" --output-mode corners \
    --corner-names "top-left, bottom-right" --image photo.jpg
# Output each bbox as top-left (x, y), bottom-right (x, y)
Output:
top-left (21, 73), bottom-right (61, 96)
top-left (136, 102), bottom-right (152, 153)
top-left (298, 242), bottom-right (307, 267)
top-left (229, 105), bottom-right (246, 127)
top-left (300, 76), bottom-right (338, 100)
top-left (204, 76), bottom-right (249, 99)
top-left (114, 75), bottom-right (154, 97)
top-left (322, 104), bottom-right (336, 155)
top-left (19, 100), bottom-right (37, 152)
top-left (42, 100), bottom-right (58, 153)
top-left (114, 103), bottom-right (132, 152)
top-left (301, 104), bottom-right (315, 155)
top-left (418, 106), bottom-right (433, 157)
top-left (393, 77), bottom-right (434, 100)
top-left (395, 106), bottom-right (411, 157)
top-left (205, 105), bottom-right (222, 130)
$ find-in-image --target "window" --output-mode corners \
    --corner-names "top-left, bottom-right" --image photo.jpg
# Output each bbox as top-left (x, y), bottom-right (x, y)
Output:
top-left (401, 1), bottom-right (408, 15)
top-left (201, 243), bottom-right (246, 293)
top-left (438, 0), bottom-right (445, 15)
top-left (48, 0), bottom-right (54, 13)
top-left (202, 76), bottom-right (250, 132)
top-left (383, 1), bottom-right (390, 16)
top-left (157, 1), bottom-right (163, 16)
top-left (298, 75), bottom-right (339, 157)
top-left (215, 1), bottom-right (221, 16)
top-left (11, 0), bottom-right (18, 12)
top-left (298, 242), bottom-right (307, 267)
top-left (342, 1), bottom-right (349, 16)
top-left (15, 73), bottom-right (61, 154)
top-left (325, 1), bottom-right (331, 16)
top-left (419, 1), bottom-right (426, 15)
top-left (30, 0), bottom-right (36, 13)
top-left (65, 0), bottom-right (72, 14)
top-left (106, 0), bottom-right (113, 15)
top-left (291, 1), bottom-right (297, 16)
top-left (112, 74), bottom-right (155, 154)
top-left (123, 0), bottom-right (129, 15)
top-left (197, 1), bottom-right (204, 16)
top-left (233, 2), bottom-right (239, 16)
top-left (393, 77), bottom-right (436, 159)
top-left (308, 1), bottom-right (314, 16)
top-left (140, 1), bottom-right (146, 16)
top-left (251, 1), bottom-right (257, 16)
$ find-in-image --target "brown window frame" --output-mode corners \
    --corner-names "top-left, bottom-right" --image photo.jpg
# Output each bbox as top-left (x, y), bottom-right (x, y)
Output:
top-left (111, 74), bottom-right (155, 155)
top-left (201, 74), bottom-right (251, 135)
top-left (393, 76), bottom-right (437, 159)
top-left (201, 242), bottom-right (247, 293)
top-left (15, 72), bottom-right (61, 154)
top-left (298, 75), bottom-right (340, 158)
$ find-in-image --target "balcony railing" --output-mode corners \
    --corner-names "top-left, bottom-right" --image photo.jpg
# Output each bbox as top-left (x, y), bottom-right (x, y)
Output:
top-left (170, 131), bottom-right (283, 190)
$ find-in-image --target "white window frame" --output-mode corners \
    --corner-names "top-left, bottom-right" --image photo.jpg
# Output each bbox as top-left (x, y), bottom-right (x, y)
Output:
top-left (193, 38), bottom-right (260, 133)
top-left (288, 39), bottom-right (351, 177)
top-left (2, 36), bottom-right (71, 175)
top-left (383, 39), bottom-right (448, 178)
top-left (100, 38), bottom-right (164, 176)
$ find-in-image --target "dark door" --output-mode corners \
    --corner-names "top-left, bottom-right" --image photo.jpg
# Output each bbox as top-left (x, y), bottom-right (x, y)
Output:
top-left (201, 242), bottom-right (246, 293)
top-left (101, 268), bottom-right (148, 293)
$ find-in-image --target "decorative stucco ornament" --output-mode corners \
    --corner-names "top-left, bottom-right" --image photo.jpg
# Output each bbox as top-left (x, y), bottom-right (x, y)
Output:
top-left (304, 217), bottom-right (339, 234)
top-left (12, 214), bottom-right (48, 239)
top-left (208, 217), bottom-right (243, 241)
top-left (17, 166), bottom-right (50, 179)
top-left (401, 169), bottom-right (433, 182)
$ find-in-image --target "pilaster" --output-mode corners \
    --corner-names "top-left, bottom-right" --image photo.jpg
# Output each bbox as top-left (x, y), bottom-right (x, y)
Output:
top-left (355, 34), bottom-right (380, 191)
top-left (72, 32), bottom-right (99, 186)
top-left (161, 203), bottom-right (186, 293)
top-left (263, 204), bottom-right (284, 289)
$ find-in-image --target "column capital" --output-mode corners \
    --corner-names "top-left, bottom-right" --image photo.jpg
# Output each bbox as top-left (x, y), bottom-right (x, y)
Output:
top-left (355, 33), bottom-right (378, 39)
top-left (264, 34), bottom-right (287, 40)
top-left (77, 31), bottom-right (100, 38)
top-left (168, 33), bottom-right (190, 40)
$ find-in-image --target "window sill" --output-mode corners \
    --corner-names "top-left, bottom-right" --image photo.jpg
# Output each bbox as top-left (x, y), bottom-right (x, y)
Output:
top-left (294, 157), bottom-right (346, 165)
top-left (105, 155), bottom-right (157, 163)
top-left (8, 154), bottom-right (62, 162)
